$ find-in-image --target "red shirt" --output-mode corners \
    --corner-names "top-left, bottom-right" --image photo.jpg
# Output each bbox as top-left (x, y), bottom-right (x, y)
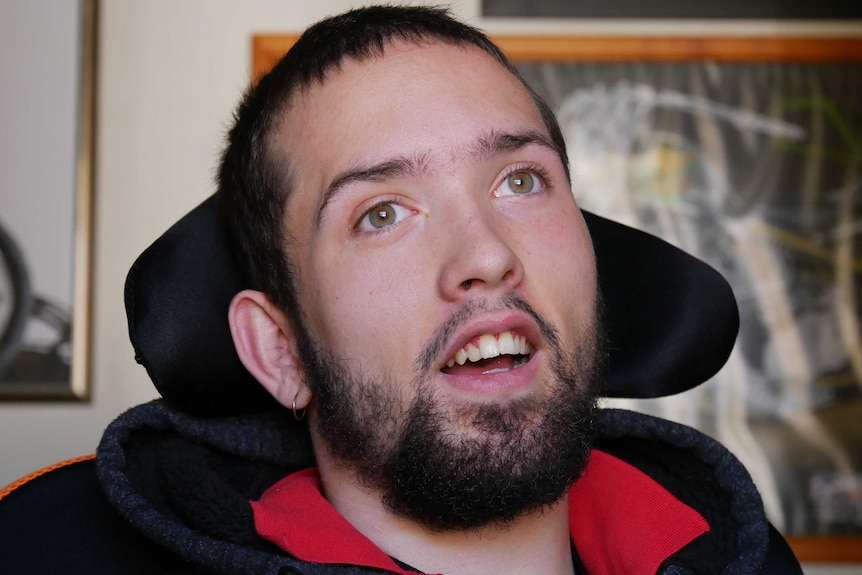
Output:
top-left (252, 449), bottom-right (709, 575)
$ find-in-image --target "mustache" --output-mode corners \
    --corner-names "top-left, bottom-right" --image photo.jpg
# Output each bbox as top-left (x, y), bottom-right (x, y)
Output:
top-left (414, 293), bottom-right (563, 375)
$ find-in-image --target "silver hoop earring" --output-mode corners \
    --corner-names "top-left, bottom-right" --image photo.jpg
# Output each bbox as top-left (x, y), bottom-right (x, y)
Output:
top-left (292, 397), bottom-right (307, 421)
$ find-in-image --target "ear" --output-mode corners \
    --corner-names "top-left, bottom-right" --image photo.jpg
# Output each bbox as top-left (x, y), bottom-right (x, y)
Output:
top-left (228, 289), bottom-right (312, 410)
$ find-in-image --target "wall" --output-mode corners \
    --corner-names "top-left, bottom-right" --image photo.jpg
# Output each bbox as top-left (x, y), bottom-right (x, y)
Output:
top-left (0, 1), bottom-right (859, 572)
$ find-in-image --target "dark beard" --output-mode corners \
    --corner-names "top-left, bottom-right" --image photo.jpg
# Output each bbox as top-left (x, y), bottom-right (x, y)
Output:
top-left (296, 295), bottom-right (602, 531)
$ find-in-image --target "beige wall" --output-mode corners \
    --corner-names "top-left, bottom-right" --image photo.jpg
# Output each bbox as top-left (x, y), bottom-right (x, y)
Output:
top-left (0, 2), bottom-right (859, 573)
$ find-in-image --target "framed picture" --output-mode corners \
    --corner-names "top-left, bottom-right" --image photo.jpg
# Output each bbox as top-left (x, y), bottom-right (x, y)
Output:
top-left (251, 31), bottom-right (862, 562)
top-left (0, 0), bottom-right (97, 400)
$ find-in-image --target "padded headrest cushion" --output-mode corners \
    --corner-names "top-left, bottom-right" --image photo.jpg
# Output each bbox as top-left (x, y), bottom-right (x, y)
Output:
top-left (125, 195), bottom-right (739, 417)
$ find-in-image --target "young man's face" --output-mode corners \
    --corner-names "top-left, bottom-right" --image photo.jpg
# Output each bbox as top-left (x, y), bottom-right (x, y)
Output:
top-left (275, 40), bottom-right (600, 528)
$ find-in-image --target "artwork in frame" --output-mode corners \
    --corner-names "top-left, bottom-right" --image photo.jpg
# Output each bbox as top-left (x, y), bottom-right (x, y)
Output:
top-left (0, 0), bottom-right (97, 400)
top-left (251, 32), bottom-right (862, 562)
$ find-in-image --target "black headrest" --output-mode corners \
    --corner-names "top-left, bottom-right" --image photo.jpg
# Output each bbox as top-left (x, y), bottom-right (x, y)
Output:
top-left (125, 194), bottom-right (739, 417)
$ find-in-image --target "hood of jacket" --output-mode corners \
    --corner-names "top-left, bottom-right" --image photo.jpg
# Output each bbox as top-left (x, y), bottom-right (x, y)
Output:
top-left (96, 400), bottom-right (770, 575)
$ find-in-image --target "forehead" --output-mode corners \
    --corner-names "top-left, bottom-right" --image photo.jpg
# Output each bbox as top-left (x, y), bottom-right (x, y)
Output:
top-left (274, 41), bottom-right (547, 194)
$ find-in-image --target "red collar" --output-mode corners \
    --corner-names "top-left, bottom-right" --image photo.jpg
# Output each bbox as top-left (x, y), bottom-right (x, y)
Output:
top-left (251, 450), bottom-right (709, 575)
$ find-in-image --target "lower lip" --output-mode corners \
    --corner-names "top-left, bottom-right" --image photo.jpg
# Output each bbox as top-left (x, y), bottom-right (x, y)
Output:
top-left (439, 353), bottom-right (540, 395)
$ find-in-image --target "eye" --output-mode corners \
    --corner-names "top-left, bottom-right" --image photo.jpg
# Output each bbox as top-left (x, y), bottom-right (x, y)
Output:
top-left (507, 171), bottom-right (535, 194)
top-left (357, 202), bottom-right (412, 231)
top-left (495, 167), bottom-right (547, 197)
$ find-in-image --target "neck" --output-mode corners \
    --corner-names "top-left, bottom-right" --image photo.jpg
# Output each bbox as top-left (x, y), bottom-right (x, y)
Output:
top-left (318, 460), bottom-right (575, 575)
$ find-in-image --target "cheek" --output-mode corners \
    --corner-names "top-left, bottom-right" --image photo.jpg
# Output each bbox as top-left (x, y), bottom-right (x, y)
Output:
top-left (522, 208), bottom-right (597, 317)
top-left (301, 251), bottom-right (432, 358)
top-left (529, 206), bottom-right (594, 274)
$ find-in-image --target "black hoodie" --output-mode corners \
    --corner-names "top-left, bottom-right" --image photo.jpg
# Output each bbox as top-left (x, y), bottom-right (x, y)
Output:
top-left (86, 400), bottom-right (801, 575)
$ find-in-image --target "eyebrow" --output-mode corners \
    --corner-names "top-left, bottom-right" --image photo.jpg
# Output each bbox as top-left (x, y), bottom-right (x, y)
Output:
top-left (470, 129), bottom-right (558, 164)
top-left (314, 129), bottom-right (558, 227)
top-left (316, 155), bottom-right (428, 227)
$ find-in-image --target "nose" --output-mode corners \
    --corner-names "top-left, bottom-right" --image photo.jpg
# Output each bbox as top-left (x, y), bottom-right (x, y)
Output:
top-left (438, 209), bottom-right (525, 301)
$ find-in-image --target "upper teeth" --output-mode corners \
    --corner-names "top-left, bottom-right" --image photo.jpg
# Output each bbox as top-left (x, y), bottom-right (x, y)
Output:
top-left (446, 331), bottom-right (532, 368)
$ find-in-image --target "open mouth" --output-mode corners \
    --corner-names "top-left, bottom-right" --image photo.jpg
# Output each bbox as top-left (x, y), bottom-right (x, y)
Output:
top-left (441, 330), bottom-right (533, 376)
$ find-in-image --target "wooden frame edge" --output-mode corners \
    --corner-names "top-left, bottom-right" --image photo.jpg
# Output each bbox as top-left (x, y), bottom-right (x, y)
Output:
top-left (252, 35), bottom-right (299, 80)
top-left (493, 35), bottom-right (862, 61)
top-left (786, 536), bottom-right (862, 563)
top-left (253, 35), bottom-right (862, 77)
top-left (71, 0), bottom-right (98, 400)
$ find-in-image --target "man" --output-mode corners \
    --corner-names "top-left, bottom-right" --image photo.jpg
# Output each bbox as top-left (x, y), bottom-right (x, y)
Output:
top-left (1, 5), bottom-right (801, 574)
top-left (225, 6), bottom-right (600, 574)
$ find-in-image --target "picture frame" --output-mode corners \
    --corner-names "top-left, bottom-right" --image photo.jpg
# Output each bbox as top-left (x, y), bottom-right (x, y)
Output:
top-left (0, 0), bottom-right (97, 400)
top-left (251, 31), bottom-right (862, 563)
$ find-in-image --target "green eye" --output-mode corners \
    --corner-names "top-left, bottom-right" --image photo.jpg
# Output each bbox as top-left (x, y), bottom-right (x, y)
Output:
top-left (506, 171), bottom-right (535, 194)
top-left (366, 203), bottom-right (398, 228)
top-left (357, 201), bottom-right (413, 233)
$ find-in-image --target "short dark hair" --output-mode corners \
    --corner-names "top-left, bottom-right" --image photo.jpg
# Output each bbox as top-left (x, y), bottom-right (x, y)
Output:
top-left (217, 5), bottom-right (569, 323)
